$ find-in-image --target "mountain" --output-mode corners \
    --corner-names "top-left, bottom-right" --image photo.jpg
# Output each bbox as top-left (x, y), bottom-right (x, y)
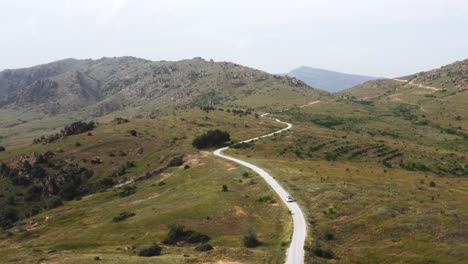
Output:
top-left (0, 57), bottom-right (327, 147)
top-left (286, 66), bottom-right (379, 92)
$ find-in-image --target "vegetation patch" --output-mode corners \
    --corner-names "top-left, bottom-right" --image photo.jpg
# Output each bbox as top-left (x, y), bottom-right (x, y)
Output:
top-left (163, 225), bottom-right (210, 245)
top-left (112, 212), bottom-right (136, 222)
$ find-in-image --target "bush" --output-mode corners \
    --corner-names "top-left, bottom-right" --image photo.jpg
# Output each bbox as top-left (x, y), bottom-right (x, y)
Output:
top-left (222, 185), bottom-right (228, 192)
top-left (0, 146), bottom-right (5, 152)
top-left (62, 121), bottom-right (96, 136)
top-left (168, 156), bottom-right (184, 167)
top-left (312, 244), bottom-right (334, 259)
top-left (31, 165), bottom-right (46, 178)
top-left (44, 197), bottom-right (63, 209)
top-left (243, 232), bottom-right (261, 248)
top-left (163, 225), bottom-right (210, 245)
top-left (112, 212), bottom-right (136, 222)
top-left (192, 130), bottom-right (230, 149)
top-left (195, 244), bottom-right (213, 252)
top-left (325, 151), bottom-right (339, 161)
top-left (0, 207), bottom-right (19, 229)
top-left (138, 244), bottom-right (161, 257)
top-left (25, 206), bottom-right (42, 218)
top-left (114, 186), bottom-right (137, 197)
top-left (129, 130), bottom-right (137, 137)
top-left (429, 181), bottom-right (436, 187)
top-left (25, 185), bottom-right (43, 201)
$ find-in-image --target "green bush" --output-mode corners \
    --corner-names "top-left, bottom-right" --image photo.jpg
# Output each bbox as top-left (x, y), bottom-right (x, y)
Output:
top-left (163, 225), bottom-right (210, 245)
top-left (222, 185), bottom-right (228, 192)
top-left (325, 151), bottom-right (339, 161)
top-left (192, 129), bottom-right (230, 149)
top-left (138, 244), bottom-right (161, 257)
top-left (168, 156), bottom-right (184, 167)
top-left (44, 197), bottom-right (63, 209)
top-left (312, 244), bottom-right (334, 259)
top-left (112, 212), bottom-right (136, 222)
top-left (25, 185), bottom-right (43, 201)
top-left (114, 186), bottom-right (137, 197)
top-left (0, 207), bottom-right (19, 229)
top-left (0, 146), bottom-right (5, 152)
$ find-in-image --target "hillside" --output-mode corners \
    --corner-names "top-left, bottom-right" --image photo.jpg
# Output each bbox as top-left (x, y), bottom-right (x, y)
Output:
top-left (0, 58), bottom-right (466, 263)
top-left (0, 57), bottom-right (327, 149)
top-left (287, 66), bottom-right (379, 93)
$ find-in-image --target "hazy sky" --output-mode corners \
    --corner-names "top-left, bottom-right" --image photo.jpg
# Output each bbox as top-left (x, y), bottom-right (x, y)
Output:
top-left (1, 0), bottom-right (467, 77)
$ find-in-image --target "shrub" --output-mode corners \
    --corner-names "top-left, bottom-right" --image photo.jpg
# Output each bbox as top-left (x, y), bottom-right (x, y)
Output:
top-left (0, 146), bottom-right (5, 152)
top-left (429, 181), bottom-right (436, 187)
top-left (168, 156), bottom-right (184, 167)
top-left (222, 185), bottom-right (228, 192)
top-left (44, 197), bottom-right (63, 209)
top-left (31, 165), bottom-right (46, 178)
top-left (192, 130), bottom-right (230, 149)
top-left (129, 130), bottom-right (137, 137)
top-left (138, 244), bottom-right (161, 257)
top-left (195, 244), bottom-right (213, 252)
top-left (231, 141), bottom-right (254, 149)
top-left (25, 185), bottom-right (43, 201)
top-left (325, 151), bottom-right (339, 161)
top-left (75, 142), bottom-right (82, 147)
top-left (112, 212), bottom-right (136, 222)
top-left (0, 207), bottom-right (19, 229)
top-left (62, 121), bottom-right (96, 136)
top-left (25, 206), bottom-right (42, 218)
top-left (312, 244), bottom-right (334, 259)
top-left (163, 225), bottom-right (210, 245)
top-left (114, 186), bottom-right (137, 197)
top-left (243, 232), bottom-right (261, 248)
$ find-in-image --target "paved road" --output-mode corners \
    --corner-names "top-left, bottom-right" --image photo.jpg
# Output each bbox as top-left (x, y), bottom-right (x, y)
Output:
top-left (214, 101), bottom-right (320, 264)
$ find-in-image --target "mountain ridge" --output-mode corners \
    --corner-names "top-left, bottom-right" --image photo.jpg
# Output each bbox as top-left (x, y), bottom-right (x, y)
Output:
top-left (286, 66), bottom-right (380, 92)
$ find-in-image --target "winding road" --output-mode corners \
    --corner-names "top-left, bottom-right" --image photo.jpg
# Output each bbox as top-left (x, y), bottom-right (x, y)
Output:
top-left (214, 101), bottom-right (320, 264)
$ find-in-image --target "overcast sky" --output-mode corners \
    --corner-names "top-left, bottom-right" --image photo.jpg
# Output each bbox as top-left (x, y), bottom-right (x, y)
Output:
top-left (0, 0), bottom-right (467, 77)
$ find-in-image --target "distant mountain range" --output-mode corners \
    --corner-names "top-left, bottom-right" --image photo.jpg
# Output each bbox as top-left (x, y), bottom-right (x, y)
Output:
top-left (286, 66), bottom-right (380, 92)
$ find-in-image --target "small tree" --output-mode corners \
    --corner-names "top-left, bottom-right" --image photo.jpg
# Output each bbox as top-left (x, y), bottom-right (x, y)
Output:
top-left (222, 185), bottom-right (228, 192)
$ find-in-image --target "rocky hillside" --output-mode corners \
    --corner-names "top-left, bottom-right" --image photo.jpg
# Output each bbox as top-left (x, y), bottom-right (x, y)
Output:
top-left (287, 66), bottom-right (379, 92)
top-left (401, 58), bottom-right (468, 91)
top-left (0, 57), bottom-right (323, 118)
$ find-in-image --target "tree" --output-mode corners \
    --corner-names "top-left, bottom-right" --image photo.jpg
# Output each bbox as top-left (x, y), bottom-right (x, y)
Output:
top-left (192, 129), bottom-right (230, 149)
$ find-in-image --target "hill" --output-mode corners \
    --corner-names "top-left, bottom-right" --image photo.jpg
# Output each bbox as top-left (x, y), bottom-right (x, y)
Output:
top-left (0, 57), bottom-right (327, 149)
top-left (286, 66), bottom-right (379, 92)
top-left (0, 58), bottom-right (466, 263)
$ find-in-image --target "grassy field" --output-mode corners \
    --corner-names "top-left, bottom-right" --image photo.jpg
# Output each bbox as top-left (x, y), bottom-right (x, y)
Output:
top-left (0, 109), bottom-right (295, 263)
top-left (0, 155), bottom-right (291, 263)
top-left (222, 100), bottom-right (467, 263)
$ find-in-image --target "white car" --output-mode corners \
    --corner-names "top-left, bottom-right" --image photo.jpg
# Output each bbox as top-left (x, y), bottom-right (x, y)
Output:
top-left (285, 195), bottom-right (294, 202)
